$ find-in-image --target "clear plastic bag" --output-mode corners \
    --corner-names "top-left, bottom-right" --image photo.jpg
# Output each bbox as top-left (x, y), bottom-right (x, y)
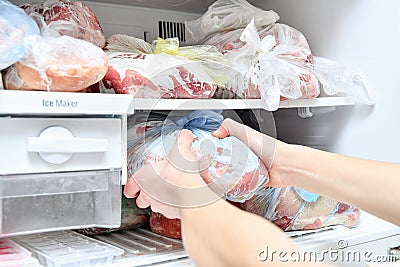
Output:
top-left (127, 110), bottom-right (269, 203)
top-left (312, 56), bottom-right (374, 105)
top-left (102, 35), bottom-right (227, 98)
top-left (208, 21), bottom-right (319, 110)
top-left (20, 0), bottom-right (106, 48)
top-left (13, 35), bottom-right (108, 91)
top-left (185, 0), bottom-right (279, 45)
top-left (0, 0), bottom-right (39, 70)
top-left (243, 186), bottom-right (361, 231)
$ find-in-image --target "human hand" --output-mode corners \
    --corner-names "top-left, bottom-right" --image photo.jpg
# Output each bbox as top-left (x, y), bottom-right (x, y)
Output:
top-left (124, 129), bottom-right (220, 219)
top-left (212, 118), bottom-right (291, 188)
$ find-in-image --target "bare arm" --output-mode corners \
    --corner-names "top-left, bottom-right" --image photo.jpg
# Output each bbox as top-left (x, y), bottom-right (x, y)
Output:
top-left (284, 145), bottom-right (400, 225)
top-left (213, 119), bottom-right (400, 226)
top-left (180, 197), bottom-right (330, 267)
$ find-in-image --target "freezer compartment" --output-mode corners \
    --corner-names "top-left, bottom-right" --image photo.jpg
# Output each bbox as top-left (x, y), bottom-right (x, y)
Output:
top-left (12, 231), bottom-right (124, 267)
top-left (0, 170), bottom-right (122, 237)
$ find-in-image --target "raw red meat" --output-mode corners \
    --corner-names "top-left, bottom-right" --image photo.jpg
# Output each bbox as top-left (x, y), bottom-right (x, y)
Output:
top-left (149, 201), bottom-right (243, 240)
top-left (242, 187), bottom-right (361, 231)
top-left (150, 212), bottom-right (182, 240)
top-left (102, 51), bottom-right (218, 98)
top-left (20, 0), bottom-right (106, 48)
top-left (202, 23), bottom-right (320, 101)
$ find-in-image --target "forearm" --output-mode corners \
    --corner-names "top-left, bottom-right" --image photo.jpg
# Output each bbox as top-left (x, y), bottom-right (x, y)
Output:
top-left (180, 199), bottom-right (328, 267)
top-left (282, 144), bottom-right (400, 225)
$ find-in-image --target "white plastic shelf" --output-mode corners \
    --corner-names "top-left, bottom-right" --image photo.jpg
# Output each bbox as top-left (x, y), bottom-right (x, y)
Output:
top-left (130, 97), bottom-right (355, 111)
top-left (0, 90), bottom-right (355, 115)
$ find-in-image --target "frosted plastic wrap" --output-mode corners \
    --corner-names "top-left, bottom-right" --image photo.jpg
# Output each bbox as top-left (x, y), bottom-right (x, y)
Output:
top-left (243, 187), bottom-right (361, 231)
top-left (185, 0), bottom-right (279, 45)
top-left (127, 110), bottom-right (269, 203)
top-left (102, 35), bottom-right (226, 98)
top-left (204, 21), bottom-right (320, 110)
top-left (20, 0), bottom-right (106, 48)
top-left (76, 196), bottom-right (150, 235)
top-left (11, 35), bottom-right (108, 91)
top-left (0, 0), bottom-right (39, 70)
top-left (312, 56), bottom-right (374, 105)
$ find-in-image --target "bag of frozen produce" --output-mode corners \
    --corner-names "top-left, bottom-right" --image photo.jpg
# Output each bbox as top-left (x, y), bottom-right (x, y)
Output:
top-left (242, 186), bottom-right (361, 231)
top-left (185, 0), bottom-right (279, 45)
top-left (101, 34), bottom-right (228, 98)
top-left (19, 0), bottom-right (106, 48)
top-left (76, 195), bottom-right (150, 235)
top-left (0, 0), bottom-right (39, 70)
top-left (127, 110), bottom-right (269, 203)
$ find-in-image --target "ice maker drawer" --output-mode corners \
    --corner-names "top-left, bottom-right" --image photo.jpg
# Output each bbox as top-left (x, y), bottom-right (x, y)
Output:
top-left (0, 170), bottom-right (122, 237)
top-left (0, 117), bottom-right (123, 174)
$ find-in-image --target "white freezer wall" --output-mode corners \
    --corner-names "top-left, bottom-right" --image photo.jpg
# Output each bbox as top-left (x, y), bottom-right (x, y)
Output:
top-left (254, 0), bottom-right (400, 162)
top-left (82, 1), bottom-right (199, 41)
top-left (10, 0), bottom-right (199, 41)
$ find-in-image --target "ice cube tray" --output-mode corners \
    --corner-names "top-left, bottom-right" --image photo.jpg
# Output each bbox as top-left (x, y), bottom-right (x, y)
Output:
top-left (0, 238), bottom-right (40, 267)
top-left (12, 230), bottom-right (124, 267)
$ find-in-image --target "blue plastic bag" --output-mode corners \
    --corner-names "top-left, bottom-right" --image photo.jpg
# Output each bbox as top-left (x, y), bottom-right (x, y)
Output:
top-left (0, 0), bottom-right (39, 70)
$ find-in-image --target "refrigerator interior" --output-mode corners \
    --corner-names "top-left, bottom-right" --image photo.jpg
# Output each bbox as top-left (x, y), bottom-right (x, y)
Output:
top-left (2, 0), bottom-right (400, 266)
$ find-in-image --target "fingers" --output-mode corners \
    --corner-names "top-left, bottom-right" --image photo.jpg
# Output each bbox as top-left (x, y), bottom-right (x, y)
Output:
top-left (166, 129), bottom-right (200, 173)
top-left (124, 176), bottom-right (140, 198)
top-left (151, 201), bottom-right (181, 219)
top-left (136, 191), bottom-right (152, 208)
top-left (212, 122), bottom-right (230, 138)
top-left (212, 118), bottom-right (279, 169)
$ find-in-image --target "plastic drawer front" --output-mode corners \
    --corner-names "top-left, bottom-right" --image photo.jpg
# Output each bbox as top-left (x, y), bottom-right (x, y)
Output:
top-left (0, 170), bottom-right (121, 237)
top-left (0, 117), bottom-right (123, 175)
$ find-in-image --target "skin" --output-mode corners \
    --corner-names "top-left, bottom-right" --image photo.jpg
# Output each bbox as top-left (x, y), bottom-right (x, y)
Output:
top-left (124, 119), bottom-right (400, 266)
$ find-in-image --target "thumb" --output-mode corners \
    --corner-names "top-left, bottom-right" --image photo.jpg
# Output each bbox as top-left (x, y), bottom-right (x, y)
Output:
top-left (166, 129), bottom-right (199, 172)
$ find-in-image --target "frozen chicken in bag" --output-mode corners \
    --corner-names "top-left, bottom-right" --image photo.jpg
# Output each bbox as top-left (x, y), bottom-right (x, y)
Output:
top-left (8, 35), bottom-right (108, 92)
top-left (127, 110), bottom-right (269, 203)
top-left (102, 35), bottom-right (227, 98)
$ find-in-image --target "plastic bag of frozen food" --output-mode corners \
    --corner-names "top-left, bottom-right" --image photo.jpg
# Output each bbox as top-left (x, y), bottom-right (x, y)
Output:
top-left (127, 110), bottom-right (269, 203)
top-left (185, 0), bottom-right (279, 45)
top-left (206, 20), bottom-right (319, 110)
top-left (76, 195), bottom-right (150, 235)
top-left (10, 34), bottom-right (108, 91)
top-left (0, 0), bottom-right (40, 70)
top-left (312, 56), bottom-right (374, 105)
top-left (20, 0), bottom-right (106, 48)
top-left (102, 35), bottom-right (227, 98)
top-left (242, 186), bottom-right (361, 231)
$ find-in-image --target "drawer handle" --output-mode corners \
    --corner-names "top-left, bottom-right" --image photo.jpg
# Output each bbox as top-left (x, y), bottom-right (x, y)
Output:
top-left (28, 137), bottom-right (108, 153)
top-left (27, 126), bottom-right (108, 164)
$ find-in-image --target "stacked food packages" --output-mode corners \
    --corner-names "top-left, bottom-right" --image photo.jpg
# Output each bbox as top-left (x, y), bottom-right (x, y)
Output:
top-left (1, 0), bottom-right (107, 92)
